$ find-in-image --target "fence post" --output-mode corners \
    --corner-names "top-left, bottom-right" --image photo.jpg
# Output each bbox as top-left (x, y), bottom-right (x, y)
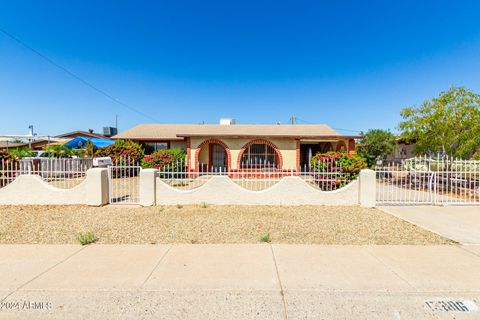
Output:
top-left (139, 169), bottom-right (157, 206)
top-left (85, 168), bottom-right (109, 206)
top-left (359, 169), bottom-right (376, 208)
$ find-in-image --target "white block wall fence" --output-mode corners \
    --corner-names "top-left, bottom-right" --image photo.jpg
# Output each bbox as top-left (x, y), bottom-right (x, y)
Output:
top-left (0, 159), bottom-right (376, 207)
top-left (139, 169), bottom-right (376, 207)
top-left (2, 156), bottom-right (477, 207)
top-left (0, 168), bottom-right (109, 206)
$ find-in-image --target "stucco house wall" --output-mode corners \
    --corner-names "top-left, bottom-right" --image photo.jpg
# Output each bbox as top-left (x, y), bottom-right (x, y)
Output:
top-left (112, 124), bottom-right (358, 171)
top-left (170, 140), bottom-right (187, 150)
top-left (189, 137), bottom-right (298, 170)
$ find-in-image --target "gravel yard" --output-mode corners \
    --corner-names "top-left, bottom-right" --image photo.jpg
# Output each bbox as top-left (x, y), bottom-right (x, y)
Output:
top-left (0, 205), bottom-right (452, 245)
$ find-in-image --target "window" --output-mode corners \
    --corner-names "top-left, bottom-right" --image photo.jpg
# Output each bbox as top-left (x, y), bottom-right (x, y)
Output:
top-left (144, 142), bottom-right (168, 154)
top-left (241, 143), bottom-right (278, 167)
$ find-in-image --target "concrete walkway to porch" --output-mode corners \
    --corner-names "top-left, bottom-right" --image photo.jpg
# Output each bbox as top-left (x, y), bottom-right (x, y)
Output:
top-left (379, 206), bottom-right (480, 244)
top-left (1, 244), bottom-right (480, 319)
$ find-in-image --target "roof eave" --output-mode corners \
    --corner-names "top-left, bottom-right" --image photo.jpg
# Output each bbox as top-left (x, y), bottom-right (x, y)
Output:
top-left (112, 136), bottom-right (185, 141)
top-left (176, 134), bottom-right (361, 139)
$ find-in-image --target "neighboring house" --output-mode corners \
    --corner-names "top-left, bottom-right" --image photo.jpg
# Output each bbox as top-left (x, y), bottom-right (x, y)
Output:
top-left (29, 130), bottom-right (112, 150)
top-left (0, 130), bottom-right (113, 151)
top-left (0, 141), bottom-right (26, 150)
top-left (113, 120), bottom-right (359, 171)
top-left (386, 138), bottom-right (417, 162)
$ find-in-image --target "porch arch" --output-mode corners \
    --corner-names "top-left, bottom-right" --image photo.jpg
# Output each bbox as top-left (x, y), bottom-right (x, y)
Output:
top-left (335, 141), bottom-right (347, 152)
top-left (194, 138), bottom-right (231, 170)
top-left (322, 142), bottom-right (333, 153)
top-left (237, 139), bottom-right (283, 169)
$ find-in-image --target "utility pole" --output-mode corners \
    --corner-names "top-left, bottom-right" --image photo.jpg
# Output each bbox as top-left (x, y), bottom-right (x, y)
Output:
top-left (115, 115), bottom-right (118, 131)
top-left (28, 125), bottom-right (34, 149)
top-left (291, 116), bottom-right (295, 125)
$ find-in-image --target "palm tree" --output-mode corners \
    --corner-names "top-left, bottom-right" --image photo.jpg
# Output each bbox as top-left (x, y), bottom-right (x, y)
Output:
top-left (43, 145), bottom-right (74, 158)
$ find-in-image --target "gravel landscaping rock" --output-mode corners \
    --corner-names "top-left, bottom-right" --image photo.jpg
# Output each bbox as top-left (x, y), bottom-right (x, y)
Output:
top-left (0, 205), bottom-right (452, 245)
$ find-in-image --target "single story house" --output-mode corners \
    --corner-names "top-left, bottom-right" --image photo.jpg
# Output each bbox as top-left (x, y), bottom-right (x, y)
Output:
top-left (0, 141), bottom-right (26, 150)
top-left (28, 130), bottom-right (113, 150)
top-left (114, 121), bottom-right (359, 171)
top-left (386, 138), bottom-right (417, 162)
top-left (0, 130), bottom-right (113, 151)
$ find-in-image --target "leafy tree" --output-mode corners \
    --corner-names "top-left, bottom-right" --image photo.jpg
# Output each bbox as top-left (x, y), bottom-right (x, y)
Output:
top-left (399, 86), bottom-right (480, 158)
top-left (356, 129), bottom-right (397, 167)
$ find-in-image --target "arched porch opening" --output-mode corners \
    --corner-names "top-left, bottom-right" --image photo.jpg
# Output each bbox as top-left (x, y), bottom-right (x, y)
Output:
top-left (335, 141), bottom-right (347, 152)
top-left (321, 142), bottom-right (333, 153)
top-left (194, 139), bottom-right (231, 172)
top-left (237, 139), bottom-right (283, 169)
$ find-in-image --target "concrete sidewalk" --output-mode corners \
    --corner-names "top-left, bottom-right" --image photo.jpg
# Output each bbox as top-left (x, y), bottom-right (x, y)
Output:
top-left (380, 206), bottom-right (480, 244)
top-left (0, 244), bottom-right (480, 319)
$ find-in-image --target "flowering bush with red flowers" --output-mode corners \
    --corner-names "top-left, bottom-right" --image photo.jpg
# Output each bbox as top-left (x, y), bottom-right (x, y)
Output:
top-left (95, 140), bottom-right (144, 165)
top-left (0, 150), bottom-right (15, 166)
top-left (0, 150), bottom-right (16, 187)
top-left (310, 151), bottom-right (367, 190)
top-left (141, 149), bottom-right (186, 174)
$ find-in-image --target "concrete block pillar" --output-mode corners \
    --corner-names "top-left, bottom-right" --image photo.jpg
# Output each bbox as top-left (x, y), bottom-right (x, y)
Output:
top-left (139, 169), bottom-right (157, 206)
top-left (359, 169), bottom-right (376, 208)
top-left (85, 168), bottom-right (109, 206)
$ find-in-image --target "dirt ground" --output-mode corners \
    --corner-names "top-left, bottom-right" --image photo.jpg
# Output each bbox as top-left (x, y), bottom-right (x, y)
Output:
top-left (0, 205), bottom-right (452, 245)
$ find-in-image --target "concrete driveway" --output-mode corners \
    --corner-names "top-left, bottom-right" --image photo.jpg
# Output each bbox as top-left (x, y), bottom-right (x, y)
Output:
top-left (1, 244), bottom-right (480, 319)
top-left (380, 206), bottom-right (480, 244)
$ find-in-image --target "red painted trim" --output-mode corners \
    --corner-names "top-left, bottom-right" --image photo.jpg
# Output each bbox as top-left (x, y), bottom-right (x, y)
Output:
top-left (194, 138), bottom-right (231, 171)
top-left (208, 145), bottom-right (213, 167)
top-left (295, 139), bottom-right (300, 169)
top-left (348, 139), bottom-right (356, 155)
top-left (186, 137), bottom-right (191, 170)
top-left (237, 139), bottom-right (283, 169)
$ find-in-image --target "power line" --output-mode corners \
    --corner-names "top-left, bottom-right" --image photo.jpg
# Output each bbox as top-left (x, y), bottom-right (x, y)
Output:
top-left (293, 117), bottom-right (314, 124)
top-left (331, 127), bottom-right (364, 134)
top-left (0, 27), bottom-right (158, 122)
top-left (294, 117), bottom-right (363, 133)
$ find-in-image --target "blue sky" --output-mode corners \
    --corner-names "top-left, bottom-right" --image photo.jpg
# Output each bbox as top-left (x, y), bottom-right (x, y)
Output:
top-left (1, 1), bottom-right (480, 136)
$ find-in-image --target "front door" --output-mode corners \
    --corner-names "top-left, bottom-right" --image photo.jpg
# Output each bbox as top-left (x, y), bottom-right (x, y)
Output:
top-left (211, 144), bottom-right (227, 172)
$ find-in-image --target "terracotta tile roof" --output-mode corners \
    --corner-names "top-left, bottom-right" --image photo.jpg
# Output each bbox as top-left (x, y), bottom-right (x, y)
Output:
top-left (113, 124), bottom-right (353, 140)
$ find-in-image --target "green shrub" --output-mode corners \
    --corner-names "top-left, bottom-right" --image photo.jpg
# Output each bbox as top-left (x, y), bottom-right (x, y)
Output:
top-left (176, 204), bottom-right (183, 209)
top-left (310, 151), bottom-right (367, 189)
top-left (141, 148), bottom-right (186, 172)
top-left (473, 149), bottom-right (480, 160)
top-left (77, 231), bottom-right (97, 245)
top-left (95, 140), bottom-right (144, 165)
top-left (8, 148), bottom-right (35, 159)
top-left (260, 232), bottom-right (271, 243)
